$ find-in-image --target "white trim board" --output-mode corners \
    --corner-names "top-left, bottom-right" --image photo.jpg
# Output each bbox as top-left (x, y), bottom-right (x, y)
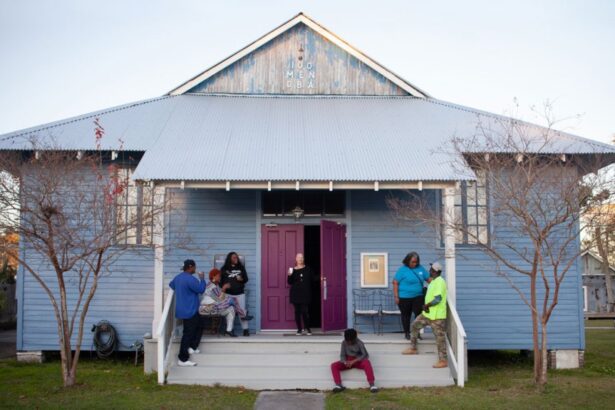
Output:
top-left (149, 180), bottom-right (457, 190)
top-left (168, 13), bottom-right (429, 98)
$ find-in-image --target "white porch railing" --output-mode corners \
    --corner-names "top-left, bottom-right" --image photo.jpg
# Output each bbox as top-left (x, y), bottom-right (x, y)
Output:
top-left (156, 289), bottom-right (176, 384)
top-left (446, 300), bottom-right (468, 387)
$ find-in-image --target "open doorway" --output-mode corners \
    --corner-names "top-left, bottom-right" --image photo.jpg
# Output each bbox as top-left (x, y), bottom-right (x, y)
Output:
top-left (304, 225), bottom-right (322, 329)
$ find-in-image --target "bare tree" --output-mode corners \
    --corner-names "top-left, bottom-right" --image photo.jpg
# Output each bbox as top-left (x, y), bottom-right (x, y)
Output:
top-left (0, 121), bottom-right (184, 387)
top-left (388, 110), bottom-right (614, 387)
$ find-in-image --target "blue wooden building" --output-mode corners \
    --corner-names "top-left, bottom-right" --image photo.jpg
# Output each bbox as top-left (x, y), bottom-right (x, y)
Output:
top-left (2, 13), bottom-right (614, 387)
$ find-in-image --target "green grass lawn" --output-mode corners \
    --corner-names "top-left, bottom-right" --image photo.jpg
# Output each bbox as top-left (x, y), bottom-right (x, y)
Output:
top-left (1, 329), bottom-right (614, 409)
top-left (0, 358), bottom-right (258, 409)
top-left (585, 319), bottom-right (615, 327)
top-left (326, 329), bottom-right (615, 410)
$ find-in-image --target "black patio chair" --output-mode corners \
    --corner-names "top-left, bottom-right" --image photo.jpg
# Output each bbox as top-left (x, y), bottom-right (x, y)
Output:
top-left (352, 289), bottom-right (381, 334)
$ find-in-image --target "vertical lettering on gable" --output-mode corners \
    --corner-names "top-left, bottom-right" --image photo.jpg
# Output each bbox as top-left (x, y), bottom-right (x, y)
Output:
top-left (283, 53), bottom-right (315, 92)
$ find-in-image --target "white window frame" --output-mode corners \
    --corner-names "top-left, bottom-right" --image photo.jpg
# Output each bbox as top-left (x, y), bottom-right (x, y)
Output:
top-left (115, 167), bottom-right (154, 246)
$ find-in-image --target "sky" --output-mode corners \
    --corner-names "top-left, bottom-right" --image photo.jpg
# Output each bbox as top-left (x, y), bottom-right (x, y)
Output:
top-left (0, 0), bottom-right (614, 144)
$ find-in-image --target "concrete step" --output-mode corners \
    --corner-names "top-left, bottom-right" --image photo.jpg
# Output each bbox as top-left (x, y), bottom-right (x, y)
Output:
top-left (185, 351), bottom-right (440, 367)
top-left (167, 367), bottom-right (453, 389)
top-left (164, 333), bottom-right (454, 389)
top-left (196, 344), bottom-right (437, 355)
top-left (168, 361), bottom-right (449, 382)
top-left (186, 338), bottom-right (437, 355)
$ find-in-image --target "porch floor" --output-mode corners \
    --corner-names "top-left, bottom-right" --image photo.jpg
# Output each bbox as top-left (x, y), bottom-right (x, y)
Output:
top-left (165, 332), bottom-right (454, 389)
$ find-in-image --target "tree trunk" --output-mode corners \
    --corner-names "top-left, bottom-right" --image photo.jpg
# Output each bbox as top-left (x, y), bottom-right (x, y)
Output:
top-left (59, 339), bottom-right (77, 387)
top-left (538, 321), bottom-right (548, 388)
top-left (596, 227), bottom-right (614, 312)
top-left (64, 369), bottom-right (77, 387)
top-left (530, 273), bottom-right (541, 384)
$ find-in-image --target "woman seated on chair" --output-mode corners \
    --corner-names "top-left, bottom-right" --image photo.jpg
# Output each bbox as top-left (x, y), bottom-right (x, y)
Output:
top-left (199, 268), bottom-right (252, 337)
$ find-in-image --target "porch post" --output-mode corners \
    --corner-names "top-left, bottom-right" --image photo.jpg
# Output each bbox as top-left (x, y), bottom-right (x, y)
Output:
top-left (152, 185), bottom-right (166, 336)
top-left (442, 186), bottom-right (456, 306)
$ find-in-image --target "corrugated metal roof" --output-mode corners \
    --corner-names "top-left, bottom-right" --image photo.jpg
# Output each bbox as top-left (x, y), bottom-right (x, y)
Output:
top-left (1, 94), bottom-right (613, 182)
top-left (0, 96), bottom-right (179, 151)
top-left (132, 94), bottom-right (615, 182)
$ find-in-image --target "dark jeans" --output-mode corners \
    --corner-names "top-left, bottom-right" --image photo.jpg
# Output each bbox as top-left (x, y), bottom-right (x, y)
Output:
top-left (178, 312), bottom-right (203, 362)
top-left (293, 303), bottom-right (310, 331)
top-left (398, 295), bottom-right (425, 334)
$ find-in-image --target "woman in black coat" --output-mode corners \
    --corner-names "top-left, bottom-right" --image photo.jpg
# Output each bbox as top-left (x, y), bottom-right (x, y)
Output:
top-left (287, 253), bottom-right (315, 335)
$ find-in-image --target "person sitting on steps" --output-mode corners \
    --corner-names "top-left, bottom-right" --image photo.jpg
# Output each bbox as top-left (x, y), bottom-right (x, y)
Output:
top-left (199, 268), bottom-right (253, 337)
top-left (330, 328), bottom-right (379, 393)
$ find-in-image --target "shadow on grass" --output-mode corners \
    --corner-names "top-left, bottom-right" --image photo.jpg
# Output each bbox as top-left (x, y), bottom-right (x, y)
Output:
top-left (468, 349), bottom-right (533, 368)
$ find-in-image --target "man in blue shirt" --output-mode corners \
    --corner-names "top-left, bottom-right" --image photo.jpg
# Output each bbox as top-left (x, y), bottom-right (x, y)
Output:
top-left (169, 259), bottom-right (206, 366)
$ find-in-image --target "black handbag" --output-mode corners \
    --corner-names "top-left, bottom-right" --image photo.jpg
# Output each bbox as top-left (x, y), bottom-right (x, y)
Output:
top-left (409, 268), bottom-right (428, 296)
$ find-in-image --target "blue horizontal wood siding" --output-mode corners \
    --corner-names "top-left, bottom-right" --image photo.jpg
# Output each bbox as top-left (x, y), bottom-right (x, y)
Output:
top-left (348, 190), bottom-right (584, 350)
top-left (19, 187), bottom-right (583, 351)
top-left (349, 190), bottom-right (442, 334)
top-left (164, 189), bottom-right (258, 333)
top-left (19, 248), bottom-right (154, 351)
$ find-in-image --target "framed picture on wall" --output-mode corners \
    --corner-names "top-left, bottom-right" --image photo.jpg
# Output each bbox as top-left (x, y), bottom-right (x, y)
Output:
top-left (360, 252), bottom-right (388, 288)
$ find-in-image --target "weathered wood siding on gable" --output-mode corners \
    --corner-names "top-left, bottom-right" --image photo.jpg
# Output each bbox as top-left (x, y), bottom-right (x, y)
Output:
top-left (189, 23), bottom-right (408, 96)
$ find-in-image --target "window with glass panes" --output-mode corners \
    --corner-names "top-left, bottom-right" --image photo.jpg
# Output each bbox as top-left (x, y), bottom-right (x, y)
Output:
top-left (115, 167), bottom-right (154, 245)
top-left (450, 172), bottom-right (489, 245)
top-left (262, 190), bottom-right (345, 217)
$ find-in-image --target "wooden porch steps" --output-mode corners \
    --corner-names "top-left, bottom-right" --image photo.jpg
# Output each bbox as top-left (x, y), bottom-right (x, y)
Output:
top-left (165, 333), bottom-right (455, 389)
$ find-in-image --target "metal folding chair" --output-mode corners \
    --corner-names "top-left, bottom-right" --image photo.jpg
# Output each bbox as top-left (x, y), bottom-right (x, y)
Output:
top-left (379, 289), bottom-right (402, 335)
top-left (352, 289), bottom-right (381, 334)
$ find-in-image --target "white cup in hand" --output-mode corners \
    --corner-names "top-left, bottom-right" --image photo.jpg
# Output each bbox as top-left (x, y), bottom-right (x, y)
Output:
top-left (288, 267), bottom-right (293, 275)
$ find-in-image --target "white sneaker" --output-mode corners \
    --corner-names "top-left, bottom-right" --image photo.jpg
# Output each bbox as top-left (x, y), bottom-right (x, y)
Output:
top-left (188, 348), bottom-right (200, 354)
top-left (178, 360), bottom-right (197, 367)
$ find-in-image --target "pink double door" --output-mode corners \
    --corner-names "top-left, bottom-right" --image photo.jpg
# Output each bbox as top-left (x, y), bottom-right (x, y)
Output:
top-left (260, 221), bottom-right (347, 332)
